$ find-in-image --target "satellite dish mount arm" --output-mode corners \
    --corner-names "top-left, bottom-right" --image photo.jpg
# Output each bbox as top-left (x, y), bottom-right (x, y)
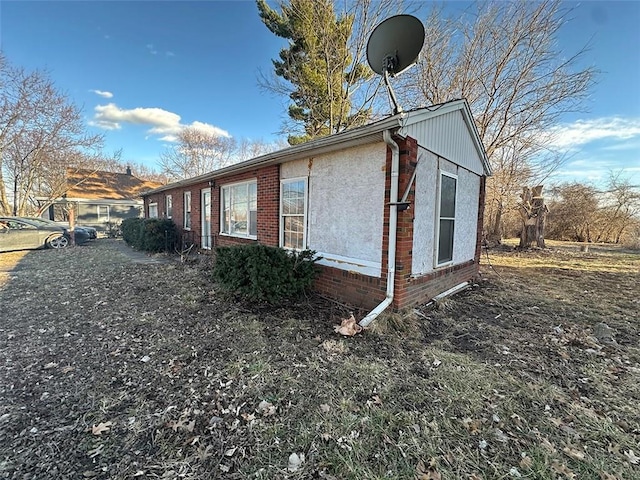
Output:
top-left (383, 53), bottom-right (402, 115)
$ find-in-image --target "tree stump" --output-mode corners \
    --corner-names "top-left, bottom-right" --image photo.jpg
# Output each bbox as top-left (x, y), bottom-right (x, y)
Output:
top-left (518, 185), bottom-right (548, 249)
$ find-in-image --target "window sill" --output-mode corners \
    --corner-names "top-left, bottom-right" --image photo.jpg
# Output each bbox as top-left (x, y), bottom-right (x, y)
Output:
top-left (219, 232), bottom-right (257, 241)
top-left (435, 261), bottom-right (454, 269)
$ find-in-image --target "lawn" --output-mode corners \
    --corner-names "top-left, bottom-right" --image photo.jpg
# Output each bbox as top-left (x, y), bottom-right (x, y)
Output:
top-left (0, 239), bottom-right (638, 479)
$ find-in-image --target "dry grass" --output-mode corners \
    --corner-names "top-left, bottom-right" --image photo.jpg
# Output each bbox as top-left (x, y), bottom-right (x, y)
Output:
top-left (0, 239), bottom-right (638, 479)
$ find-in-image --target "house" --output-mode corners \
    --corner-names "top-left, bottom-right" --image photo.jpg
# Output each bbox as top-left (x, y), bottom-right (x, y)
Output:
top-left (46, 167), bottom-right (163, 233)
top-left (142, 99), bottom-right (491, 320)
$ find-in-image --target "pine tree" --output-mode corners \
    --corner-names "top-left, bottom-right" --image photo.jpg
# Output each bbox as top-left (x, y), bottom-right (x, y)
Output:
top-left (257, 0), bottom-right (372, 145)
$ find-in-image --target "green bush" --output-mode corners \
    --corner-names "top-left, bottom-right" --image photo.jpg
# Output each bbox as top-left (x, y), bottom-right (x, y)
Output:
top-left (213, 244), bottom-right (320, 303)
top-left (121, 218), bottom-right (143, 248)
top-left (121, 217), bottom-right (179, 253)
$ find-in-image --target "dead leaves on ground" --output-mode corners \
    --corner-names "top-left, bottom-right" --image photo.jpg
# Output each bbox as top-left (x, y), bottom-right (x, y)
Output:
top-left (90, 421), bottom-right (113, 435)
top-left (333, 314), bottom-right (362, 336)
top-left (415, 458), bottom-right (441, 480)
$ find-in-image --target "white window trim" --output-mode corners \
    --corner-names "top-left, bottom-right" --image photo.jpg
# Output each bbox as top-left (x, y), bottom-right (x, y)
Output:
top-left (279, 177), bottom-right (308, 250)
top-left (183, 191), bottom-right (192, 230)
top-left (434, 170), bottom-right (458, 267)
top-left (201, 188), bottom-right (212, 249)
top-left (148, 202), bottom-right (158, 218)
top-left (165, 194), bottom-right (173, 219)
top-left (219, 179), bottom-right (258, 239)
top-left (97, 205), bottom-right (110, 222)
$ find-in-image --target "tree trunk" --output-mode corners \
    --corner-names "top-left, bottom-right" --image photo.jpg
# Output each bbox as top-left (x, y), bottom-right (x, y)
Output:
top-left (518, 185), bottom-right (548, 249)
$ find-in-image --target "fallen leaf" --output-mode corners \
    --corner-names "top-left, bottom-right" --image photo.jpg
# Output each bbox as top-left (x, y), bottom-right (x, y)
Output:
top-left (333, 314), bottom-right (362, 336)
top-left (551, 461), bottom-right (576, 479)
top-left (624, 449), bottom-right (639, 464)
top-left (43, 362), bottom-right (58, 370)
top-left (462, 417), bottom-right (482, 435)
top-left (288, 452), bottom-right (304, 472)
top-left (320, 403), bottom-right (331, 413)
top-left (519, 455), bottom-right (533, 469)
top-left (562, 445), bottom-right (585, 461)
top-left (87, 444), bottom-right (104, 458)
top-left (91, 421), bottom-right (113, 435)
top-left (599, 473), bottom-right (620, 480)
top-left (224, 446), bottom-right (237, 457)
top-left (257, 400), bottom-right (277, 416)
top-left (508, 467), bottom-right (522, 477)
top-left (415, 458), bottom-right (441, 480)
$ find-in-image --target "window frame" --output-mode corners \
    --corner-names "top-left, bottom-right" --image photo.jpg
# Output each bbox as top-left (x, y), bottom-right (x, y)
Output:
top-left (148, 202), bottom-right (158, 218)
top-left (165, 194), bottom-right (173, 219)
top-left (219, 179), bottom-right (258, 239)
top-left (97, 205), bottom-right (110, 223)
top-left (434, 171), bottom-right (457, 267)
top-left (279, 177), bottom-right (308, 251)
top-left (183, 191), bottom-right (192, 230)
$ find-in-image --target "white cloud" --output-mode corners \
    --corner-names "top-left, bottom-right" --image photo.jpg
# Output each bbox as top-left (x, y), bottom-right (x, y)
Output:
top-left (89, 103), bottom-right (230, 141)
top-left (146, 44), bottom-right (157, 55)
top-left (547, 117), bottom-right (640, 149)
top-left (90, 89), bottom-right (113, 99)
top-left (166, 51), bottom-right (175, 57)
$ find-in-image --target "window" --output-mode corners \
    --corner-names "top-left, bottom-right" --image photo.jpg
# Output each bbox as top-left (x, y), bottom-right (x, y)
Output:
top-left (183, 191), bottom-right (192, 229)
top-left (436, 172), bottom-right (457, 265)
top-left (280, 178), bottom-right (307, 250)
top-left (97, 205), bottom-right (109, 222)
top-left (149, 203), bottom-right (158, 218)
top-left (165, 195), bottom-right (173, 218)
top-left (220, 180), bottom-right (257, 238)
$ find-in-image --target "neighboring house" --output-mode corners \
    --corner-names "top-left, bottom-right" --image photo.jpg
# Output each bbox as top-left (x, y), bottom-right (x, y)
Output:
top-left (46, 167), bottom-right (163, 233)
top-left (142, 99), bottom-right (491, 316)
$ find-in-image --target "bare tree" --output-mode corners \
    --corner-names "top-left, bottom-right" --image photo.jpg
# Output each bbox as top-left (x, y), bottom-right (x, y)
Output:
top-left (596, 173), bottom-right (640, 243)
top-left (0, 55), bottom-right (104, 216)
top-left (158, 127), bottom-right (237, 180)
top-left (547, 182), bottom-right (602, 243)
top-left (159, 127), bottom-right (283, 181)
top-left (397, 0), bottom-right (597, 241)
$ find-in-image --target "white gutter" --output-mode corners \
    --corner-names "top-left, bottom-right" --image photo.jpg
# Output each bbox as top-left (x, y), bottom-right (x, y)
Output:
top-left (359, 130), bottom-right (400, 327)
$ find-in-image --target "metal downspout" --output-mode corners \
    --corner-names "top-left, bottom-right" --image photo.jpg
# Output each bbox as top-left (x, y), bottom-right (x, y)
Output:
top-left (359, 130), bottom-right (400, 327)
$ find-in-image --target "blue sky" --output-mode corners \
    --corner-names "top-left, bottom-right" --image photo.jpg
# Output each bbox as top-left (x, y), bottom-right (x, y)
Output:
top-left (1, 0), bottom-right (639, 186)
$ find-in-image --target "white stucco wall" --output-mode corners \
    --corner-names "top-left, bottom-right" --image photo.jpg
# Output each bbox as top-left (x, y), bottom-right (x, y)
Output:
top-left (411, 148), bottom-right (480, 275)
top-left (280, 142), bottom-right (387, 276)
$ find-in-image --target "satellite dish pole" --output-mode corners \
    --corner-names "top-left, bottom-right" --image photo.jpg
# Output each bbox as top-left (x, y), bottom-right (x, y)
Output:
top-left (382, 52), bottom-right (403, 114)
top-left (366, 15), bottom-right (425, 115)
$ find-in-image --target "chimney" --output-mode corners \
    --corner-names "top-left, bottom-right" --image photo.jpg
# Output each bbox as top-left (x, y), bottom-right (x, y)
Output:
top-left (126, 166), bottom-right (132, 175)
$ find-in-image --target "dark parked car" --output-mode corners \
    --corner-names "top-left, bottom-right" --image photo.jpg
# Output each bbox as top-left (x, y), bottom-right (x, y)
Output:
top-left (0, 217), bottom-right (71, 252)
top-left (22, 217), bottom-right (96, 241)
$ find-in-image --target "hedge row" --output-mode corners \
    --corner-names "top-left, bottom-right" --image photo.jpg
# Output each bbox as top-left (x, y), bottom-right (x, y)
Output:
top-left (121, 218), bottom-right (179, 253)
top-left (212, 244), bottom-right (320, 303)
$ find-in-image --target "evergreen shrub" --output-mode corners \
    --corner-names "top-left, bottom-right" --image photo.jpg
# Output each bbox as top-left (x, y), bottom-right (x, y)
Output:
top-left (121, 218), bottom-right (143, 248)
top-left (213, 244), bottom-right (320, 303)
top-left (121, 217), bottom-right (179, 253)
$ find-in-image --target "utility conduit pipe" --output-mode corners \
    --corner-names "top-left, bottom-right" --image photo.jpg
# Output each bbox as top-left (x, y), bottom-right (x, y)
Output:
top-left (359, 129), bottom-right (400, 327)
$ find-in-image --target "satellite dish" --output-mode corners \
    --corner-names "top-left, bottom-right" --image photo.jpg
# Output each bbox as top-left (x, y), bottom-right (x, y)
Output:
top-left (366, 15), bottom-right (425, 114)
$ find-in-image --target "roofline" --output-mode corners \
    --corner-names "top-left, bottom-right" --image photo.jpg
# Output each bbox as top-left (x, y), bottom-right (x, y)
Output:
top-left (143, 99), bottom-right (491, 197)
top-left (143, 114), bottom-right (405, 196)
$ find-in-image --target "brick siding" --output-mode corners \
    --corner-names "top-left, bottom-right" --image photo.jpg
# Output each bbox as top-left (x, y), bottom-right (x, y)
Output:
top-left (143, 139), bottom-right (487, 312)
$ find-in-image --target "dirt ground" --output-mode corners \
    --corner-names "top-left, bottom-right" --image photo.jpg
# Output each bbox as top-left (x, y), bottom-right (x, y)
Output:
top-left (0, 239), bottom-right (638, 479)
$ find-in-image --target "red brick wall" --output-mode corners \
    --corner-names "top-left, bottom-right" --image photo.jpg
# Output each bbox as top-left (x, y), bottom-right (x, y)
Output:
top-left (143, 141), bottom-right (486, 312)
top-left (212, 165), bottom-right (280, 248)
